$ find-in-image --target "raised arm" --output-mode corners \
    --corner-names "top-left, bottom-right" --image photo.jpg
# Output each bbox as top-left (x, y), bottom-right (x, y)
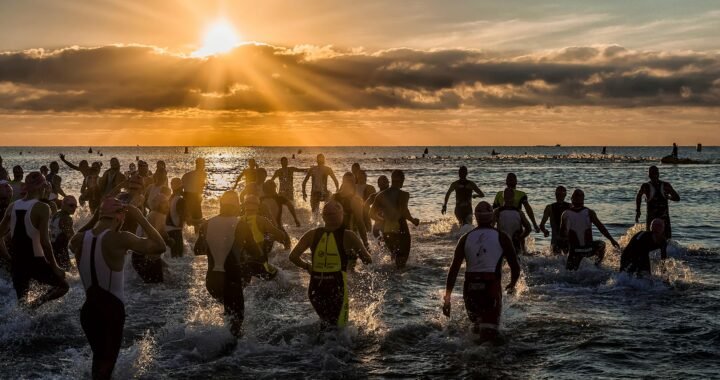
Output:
top-left (590, 210), bottom-right (619, 248)
top-left (289, 229), bottom-right (315, 272)
top-left (59, 154), bottom-right (81, 172)
top-left (442, 234), bottom-right (467, 316)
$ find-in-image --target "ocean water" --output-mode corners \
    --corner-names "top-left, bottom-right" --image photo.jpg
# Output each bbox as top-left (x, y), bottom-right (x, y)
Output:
top-left (0, 146), bottom-right (718, 379)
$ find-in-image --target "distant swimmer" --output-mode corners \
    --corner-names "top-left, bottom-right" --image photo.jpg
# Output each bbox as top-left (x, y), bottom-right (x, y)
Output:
top-left (635, 166), bottom-right (679, 244)
top-left (271, 157), bottom-right (307, 201)
top-left (539, 186), bottom-right (571, 254)
top-left (672, 143), bottom-right (678, 159)
top-left (233, 158), bottom-right (259, 191)
top-left (601, 147), bottom-right (607, 155)
top-left (261, 180), bottom-right (301, 228)
top-left (181, 157), bottom-right (207, 231)
top-left (370, 170), bottom-right (420, 269)
top-left (493, 173), bottom-right (540, 233)
top-left (331, 172), bottom-right (369, 251)
top-left (165, 178), bottom-right (186, 257)
top-left (364, 175), bottom-right (389, 239)
top-left (0, 172), bottom-right (69, 308)
top-left (442, 166), bottom-right (484, 225)
top-left (9, 165), bottom-right (24, 202)
top-left (70, 199), bottom-right (166, 379)
top-left (289, 201), bottom-right (372, 330)
top-left (560, 189), bottom-right (619, 271)
top-left (443, 201), bottom-right (520, 341)
top-left (620, 218), bottom-right (667, 276)
top-left (50, 196), bottom-right (77, 271)
top-left (194, 191), bottom-right (276, 337)
top-left (302, 154), bottom-right (339, 217)
top-left (99, 158), bottom-right (127, 198)
top-left (491, 149), bottom-right (498, 156)
top-left (494, 188), bottom-right (531, 254)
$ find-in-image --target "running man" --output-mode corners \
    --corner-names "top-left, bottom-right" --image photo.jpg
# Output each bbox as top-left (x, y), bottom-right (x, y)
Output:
top-left (620, 218), bottom-right (668, 276)
top-left (442, 166), bottom-right (484, 225)
top-left (369, 170), bottom-right (420, 269)
top-left (443, 201), bottom-right (520, 341)
top-left (261, 180), bottom-right (301, 228)
top-left (635, 166), bottom-right (679, 240)
top-left (331, 172), bottom-right (369, 249)
top-left (539, 186), bottom-right (572, 254)
top-left (70, 199), bottom-right (166, 380)
top-left (364, 175), bottom-right (389, 239)
top-left (560, 189), bottom-right (619, 270)
top-left (50, 196), bottom-right (77, 270)
top-left (492, 173), bottom-right (540, 233)
top-left (271, 157), bottom-right (306, 201)
top-left (233, 158), bottom-right (260, 191)
top-left (194, 191), bottom-right (274, 337)
top-left (182, 157), bottom-right (207, 230)
top-left (289, 201), bottom-right (372, 329)
top-left (302, 154), bottom-right (339, 216)
top-left (494, 188), bottom-right (531, 255)
top-left (0, 172), bottom-right (69, 308)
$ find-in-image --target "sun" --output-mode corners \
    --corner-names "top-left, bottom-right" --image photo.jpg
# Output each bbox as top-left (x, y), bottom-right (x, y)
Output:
top-left (192, 20), bottom-right (240, 57)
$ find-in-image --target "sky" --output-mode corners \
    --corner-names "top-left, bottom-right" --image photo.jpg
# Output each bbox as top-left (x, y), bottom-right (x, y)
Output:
top-left (0, 0), bottom-right (718, 146)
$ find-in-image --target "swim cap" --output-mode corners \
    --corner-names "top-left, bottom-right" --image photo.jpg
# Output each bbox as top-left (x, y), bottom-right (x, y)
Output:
top-left (0, 181), bottom-right (12, 199)
top-left (650, 218), bottom-right (665, 234)
top-left (100, 197), bottom-right (126, 218)
top-left (220, 191), bottom-right (240, 207)
top-left (170, 178), bottom-right (183, 190)
top-left (474, 201), bottom-right (494, 224)
top-left (23, 172), bottom-right (47, 193)
top-left (322, 200), bottom-right (344, 227)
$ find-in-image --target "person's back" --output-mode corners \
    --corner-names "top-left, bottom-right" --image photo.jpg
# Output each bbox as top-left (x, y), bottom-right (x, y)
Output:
top-left (620, 219), bottom-right (667, 274)
top-left (561, 189), bottom-right (618, 270)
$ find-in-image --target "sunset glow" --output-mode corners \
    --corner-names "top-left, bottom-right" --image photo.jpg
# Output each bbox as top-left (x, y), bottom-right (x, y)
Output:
top-left (192, 20), bottom-right (240, 57)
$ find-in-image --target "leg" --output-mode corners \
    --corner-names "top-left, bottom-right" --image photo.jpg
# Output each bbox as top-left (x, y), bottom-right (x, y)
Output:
top-left (565, 251), bottom-right (583, 271)
top-left (224, 279), bottom-right (245, 337)
top-left (28, 258), bottom-right (69, 308)
top-left (592, 241), bottom-right (607, 267)
top-left (169, 230), bottom-right (184, 258)
top-left (81, 291), bottom-right (125, 380)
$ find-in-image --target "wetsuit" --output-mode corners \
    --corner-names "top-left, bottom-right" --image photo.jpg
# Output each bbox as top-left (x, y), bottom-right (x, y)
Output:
top-left (78, 230), bottom-right (125, 380)
top-left (50, 210), bottom-right (73, 270)
top-left (453, 179), bottom-right (475, 225)
top-left (165, 194), bottom-right (185, 257)
top-left (131, 225), bottom-right (163, 283)
top-left (9, 199), bottom-right (65, 300)
top-left (620, 231), bottom-right (666, 274)
top-left (243, 214), bottom-right (273, 255)
top-left (646, 181), bottom-right (672, 239)
top-left (562, 207), bottom-right (605, 270)
top-left (460, 227), bottom-right (505, 329)
top-left (260, 194), bottom-right (291, 228)
top-left (549, 201), bottom-right (571, 253)
top-left (493, 189), bottom-right (527, 209)
top-left (309, 228), bottom-right (350, 328)
top-left (381, 189), bottom-right (411, 268)
top-left (496, 206), bottom-right (524, 254)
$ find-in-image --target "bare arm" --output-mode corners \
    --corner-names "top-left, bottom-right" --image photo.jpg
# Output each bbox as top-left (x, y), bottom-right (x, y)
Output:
top-left (328, 168), bottom-right (339, 191)
top-left (270, 169), bottom-right (280, 182)
top-left (442, 182), bottom-right (457, 212)
top-left (471, 181), bottom-right (484, 198)
top-left (520, 212), bottom-right (532, 238)
top-left (232, 171), bottom-right (244, 191)
top-left (635, 184), bottom-right (647, 222)
top-left (193, 222), bottom-right (208, 256)
top-left (369, 194), bottom-right (383, 222)
top-left (352, 197), bottom-right (368, 246)
top-left (665, 183), bottom-right (680, 202)
top-left (559, 213), bottom-right (568, 239)
top-left (443, 234), bottom-right (467, 316)
top-left (59, 154), bottom-right (81, 172)
top-left (259, 216), bottom-right (290, 247)
top-left (289, 230), bottom-right (315, 272)
top-left (0, 204), bottom-right (12, 237)
top-left (521, 196), bottom-right (539, 231)
top-left (539, 204), bottom-right (551, 236)
top-left (401, 193), bottom-right (419, 226)
top-left (344, 230), bottom-right (372, 264)
top-left (499, 232), bottom-right (521, 290)
top-left (301, 170), bottom-right (311, 197)
top-left (590, 210), bottom-right (619, 247)
top-left (122, 206), bottom-right (166, 254)
top-left (55, 177), bottom-right (67, 197)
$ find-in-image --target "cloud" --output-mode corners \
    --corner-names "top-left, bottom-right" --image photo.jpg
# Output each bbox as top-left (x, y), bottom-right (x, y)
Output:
top-left (0, 43), bottom-right (718, 112)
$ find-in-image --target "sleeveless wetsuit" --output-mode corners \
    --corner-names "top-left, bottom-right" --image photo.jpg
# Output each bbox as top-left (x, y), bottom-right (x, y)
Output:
top-left (50, 210), bottom-right (73, 270)
top-left (453, 179), bottom-right (474, 225)
top-left (9, 199), bottom-right (64, 300)
top-left (243, 214), bottom-right (273, 255)
top-left (562, 207), bottom-right (606, 270)
top-left (131, 225), bottom-right (164, 283)
top-left (497, 206), bottom-right (523, 253)
top-left (309, 228), bottom-right (349, 328)
top-left (646, 181), bottom-right (672, 239)
top-left (381, 189), bottom-right (411, 268)
top-left (79, 230), bottom-right (125, 380)
top-left (165, 194), bottom-right (184, 257)
top-left (620, 231), bottom-right (666, 274)
top-left (461, 227), bottom-right (505, 329)
top-left (493, 189), bottom-right (527, 209)
top-left (550, 201), bottom-right (571, 253)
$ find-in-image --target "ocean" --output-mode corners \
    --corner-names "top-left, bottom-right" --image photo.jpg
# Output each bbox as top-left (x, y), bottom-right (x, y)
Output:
top-left (0, 146), bottom-right (718, 379)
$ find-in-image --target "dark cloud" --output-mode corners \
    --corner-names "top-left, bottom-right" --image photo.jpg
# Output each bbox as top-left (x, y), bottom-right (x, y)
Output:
top-left (0, 44), bottom-right (718, 112)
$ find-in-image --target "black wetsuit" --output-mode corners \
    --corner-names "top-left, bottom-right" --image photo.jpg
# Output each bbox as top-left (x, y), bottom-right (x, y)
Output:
top-left (646, 181), bottom-right (672, 239)
top-left (550, 201), bottom-right (571, 253)
top-left (620, 231), bottom-right (666, 274)
top-left (381, 189), bottom-right (411, 268)
top-left (50, 210), bottom-right (73, 270)
top-left (309, 228), bottom-right (350, 329)
top-left (453, 179), bottom-right (474, 225)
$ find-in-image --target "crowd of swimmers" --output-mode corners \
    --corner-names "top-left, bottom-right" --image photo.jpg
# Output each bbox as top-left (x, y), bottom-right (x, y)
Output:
top-left (0, 153), bottom-right (680, 379)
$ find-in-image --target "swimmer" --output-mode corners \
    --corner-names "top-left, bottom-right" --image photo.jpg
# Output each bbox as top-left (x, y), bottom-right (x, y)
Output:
top-left (302, 154), bottom-right (339, 218)
top-left (99, 158), bottom-right (127, 197)
top-left (50, 196), bottom-right (77, 271)
top-left (620, 218), bottom-right (668, 276)
top-left (331, 172), bottom-right (369, 250)
top-left (443, 201), bottom-right (520, 341)
top-left (261, 180), bottom-right (301, 228)
top-left (130, 193), bottom-right (170, 283)
top-left (635, 166), bottom-right (679, 246)
top-left (539, 186), bottom-right (571, 254)
top-left (270, 157), bottom-right (306, 201)
top-left (560, 189), bottom-right (619, 270)
top-left (289, 201), bottom-right (372, 329)
top-left (494, 188), bottom-right (531, 255)
top-left (9, 165), bottom-right (24, 202)
top-left (492, 173), bottom-right (540, 233)
top-left (442, 166), bottom-right (484, 225)
top-left (364, 175), bottom-right (389, 239)
top-left (181, 158), bottom-right (207, 231)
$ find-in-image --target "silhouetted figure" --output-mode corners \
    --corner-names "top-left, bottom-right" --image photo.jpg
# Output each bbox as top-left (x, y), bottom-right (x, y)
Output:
top-left (697, 143), bottom-right (702, 152)
top-left (672, 143), bottom-right (678, 159)
top-left (88, 147), bottom-right (93, 154)
top-left (601, 147), bottom-right (607, 155)
top-left (635, 166), bottom-right (680, 246)
top-left (184, 147), bottom-right (189, 154)
top-left (442, 166), bottom-right (484, 225)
